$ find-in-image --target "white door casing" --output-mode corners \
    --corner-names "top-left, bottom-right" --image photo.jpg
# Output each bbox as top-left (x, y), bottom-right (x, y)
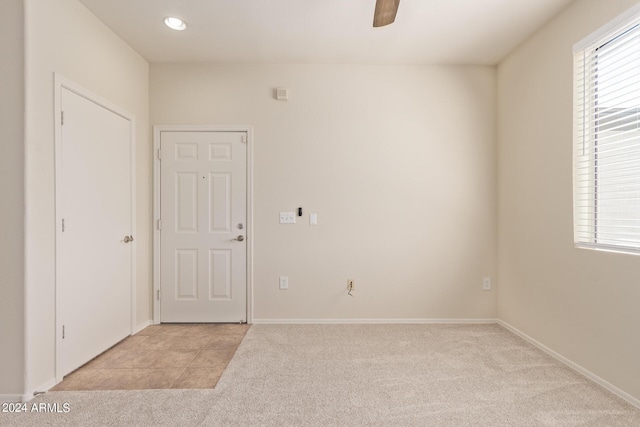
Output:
top-left (55, 76), bottom-right (135, 379)
top-left (158, 129), bottom-right (250, 323)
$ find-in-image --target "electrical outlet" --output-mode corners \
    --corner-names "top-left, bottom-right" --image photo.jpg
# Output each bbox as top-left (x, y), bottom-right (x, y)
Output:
top-left (279, 276), bottom-right (289, 290)
top-left (347, 280), bottom-right (354, 291)
top-left (482, 277), bottom-right (492, 291)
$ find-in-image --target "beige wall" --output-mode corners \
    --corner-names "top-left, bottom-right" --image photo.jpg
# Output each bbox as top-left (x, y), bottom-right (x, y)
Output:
top-left (151, 64), bottom-right (497, 321)
top-left (498, 0), bottom-right (640, 401)
top-left (23, 0), bottom-right (150, 393)
top-left (0, 0), bottom-right (25, 400)
top-left (16, 0), bottom-right (639, 405)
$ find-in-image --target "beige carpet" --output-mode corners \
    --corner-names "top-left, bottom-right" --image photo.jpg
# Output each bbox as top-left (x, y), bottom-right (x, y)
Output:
top-left (2, 324), bottom-right (639, 426)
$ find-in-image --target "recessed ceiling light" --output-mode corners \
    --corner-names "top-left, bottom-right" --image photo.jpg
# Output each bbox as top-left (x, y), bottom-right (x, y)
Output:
top-left (164, 16), bottom-right (187, 31)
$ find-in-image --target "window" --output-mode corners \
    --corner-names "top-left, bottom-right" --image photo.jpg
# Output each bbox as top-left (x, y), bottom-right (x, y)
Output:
top-left (574, 6), bottom-right (640, 254)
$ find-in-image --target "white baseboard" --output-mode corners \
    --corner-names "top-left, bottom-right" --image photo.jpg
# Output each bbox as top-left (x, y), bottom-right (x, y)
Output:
top-left (497, 320), bottom-right (640, 410)
top-left (8, 322), bottom-right (152, 404)
top-left (252, 318), bottom-right (499, 325)
top-left (21, 377), bottom-right (57, 402)
top-left (0, 394), bottom-right (24, 403)
top-left (133, 319), bottom-right (152, 335)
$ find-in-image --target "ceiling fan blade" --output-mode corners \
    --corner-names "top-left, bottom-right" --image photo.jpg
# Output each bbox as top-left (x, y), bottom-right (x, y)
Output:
top-left (373, 0), bottom-right (400, 27)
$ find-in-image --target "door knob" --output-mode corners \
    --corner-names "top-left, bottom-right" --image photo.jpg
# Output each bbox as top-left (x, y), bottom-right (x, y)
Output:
top-left (123, 235), bottom-right (134, 243)
top-left (231, 235), bottom-right (244, 242)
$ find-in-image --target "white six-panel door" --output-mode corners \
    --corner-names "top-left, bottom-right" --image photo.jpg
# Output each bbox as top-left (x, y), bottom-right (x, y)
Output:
top-left (58, 86), bottom-right (133, 376)
top-left (160, 131), bottom-right (247, 322)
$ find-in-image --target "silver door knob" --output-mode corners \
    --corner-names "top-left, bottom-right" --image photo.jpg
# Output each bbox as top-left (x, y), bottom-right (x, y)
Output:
top-left (123, 235), bottom-right (134, 243)
top-left (231, 235), bottom-right (244, 242)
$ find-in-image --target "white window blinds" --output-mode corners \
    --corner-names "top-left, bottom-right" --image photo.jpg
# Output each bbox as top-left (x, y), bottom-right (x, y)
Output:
top-left (574, 8), bottom-right (640, 254)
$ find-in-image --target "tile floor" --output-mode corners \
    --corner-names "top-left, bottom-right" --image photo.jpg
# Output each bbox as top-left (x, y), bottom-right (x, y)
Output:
top-left (53, 323), bottom-right (250, 391)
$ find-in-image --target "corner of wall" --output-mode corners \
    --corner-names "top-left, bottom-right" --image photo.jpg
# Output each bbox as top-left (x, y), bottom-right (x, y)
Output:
top-left (494, 0), bottom-right (640, 403)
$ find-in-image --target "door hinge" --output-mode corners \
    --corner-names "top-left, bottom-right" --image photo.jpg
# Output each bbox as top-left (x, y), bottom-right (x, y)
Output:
top-left (157, 289), bottom-right (161, 300)
top-left (157, 148), bottom-right (162, 160)
top-left (241, 134), bottom-right (247, 144)
top-left (62, 218), bottom-right (65, 232)
top-left (62, 325), bottom-right (65, 339)
top-left (61, 111), bottom-right (64, 125)
top-left (157, 219), bottom-right (162, 230)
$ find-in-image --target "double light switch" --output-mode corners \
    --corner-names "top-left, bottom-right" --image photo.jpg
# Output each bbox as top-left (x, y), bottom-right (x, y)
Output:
top-left (279, 212), bottom-right (318, 225)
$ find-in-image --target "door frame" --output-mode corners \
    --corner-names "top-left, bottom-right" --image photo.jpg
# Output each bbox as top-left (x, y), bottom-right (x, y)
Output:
top-left (54, 74), bottom-right (137, 382)
top-left (153, 125), bottom-right (254, 324)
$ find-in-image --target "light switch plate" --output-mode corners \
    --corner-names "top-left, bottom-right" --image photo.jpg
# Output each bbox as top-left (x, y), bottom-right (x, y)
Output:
top-left (279, 212), bottom-right (295, 224)
top-left (279, 276), bottom-right (289, 290)
top-left (309, 213), bottom-right (318, 226)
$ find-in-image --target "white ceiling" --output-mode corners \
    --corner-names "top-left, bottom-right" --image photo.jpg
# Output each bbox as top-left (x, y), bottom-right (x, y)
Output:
top-left (78, 0), bottom-right (574, 65)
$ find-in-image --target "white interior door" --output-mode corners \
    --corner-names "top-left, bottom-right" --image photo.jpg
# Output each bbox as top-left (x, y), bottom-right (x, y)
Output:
top-left (160, 131), bottom-right (247, 323)
top-left (59, 87), bottom-right (133, 376)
